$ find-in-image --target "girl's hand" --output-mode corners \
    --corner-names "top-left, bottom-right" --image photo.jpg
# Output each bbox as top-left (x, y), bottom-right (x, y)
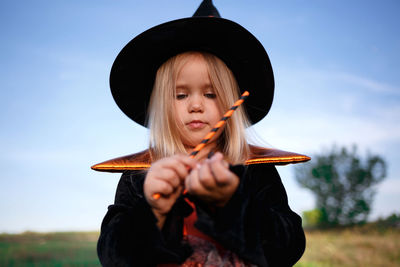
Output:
top-left (185, 152), bottom-right (239, 207)
top-left (144, 154), bottom-right (196, 228)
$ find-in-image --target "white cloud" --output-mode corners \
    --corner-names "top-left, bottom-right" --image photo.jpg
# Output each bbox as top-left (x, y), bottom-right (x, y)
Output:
top-left (283, 68), bottom-right (400, 95)
top-left (260, 66), bottom-right (400, 153)
top-left (253, 110), bottom-right (400, 156)
top-left (334, 72), bottom-right (400, 95)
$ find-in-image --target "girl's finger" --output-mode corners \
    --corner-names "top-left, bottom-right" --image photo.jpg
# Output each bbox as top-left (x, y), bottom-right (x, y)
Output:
top-left (185, 167), bottom-right (194, 192)
top-left (210, 156), bottom-right (232, 185)
top-left (153, 180), bottom-right (175, 196)
top-left (198, 160), bottom-right (217, 190)
top-left (172, 154), bottom-right (197, 170)
top-left (154, 168), bottom-right (181, 188)
top-left (186, 165), bottom-right (203, 194)
top-left (170, 157), bottom-right (194, 181)
top-left (181, 155), bottom-right (198, 169)
top-left (146, 168), bottom-right (181, 193)
top-left (160, 155), bottom-right (196, 180)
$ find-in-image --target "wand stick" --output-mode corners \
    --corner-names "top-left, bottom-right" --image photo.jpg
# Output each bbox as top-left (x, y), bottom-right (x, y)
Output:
top-left (153, 91), bottom-right (250, 200)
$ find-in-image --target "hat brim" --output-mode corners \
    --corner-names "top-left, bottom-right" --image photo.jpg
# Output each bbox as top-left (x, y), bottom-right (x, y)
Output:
top-left (110, 17), bottom-right (274, 126)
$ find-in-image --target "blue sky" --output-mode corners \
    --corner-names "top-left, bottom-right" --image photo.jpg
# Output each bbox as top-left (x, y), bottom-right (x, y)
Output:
top-left (0, 0), bottom-right (399, 232)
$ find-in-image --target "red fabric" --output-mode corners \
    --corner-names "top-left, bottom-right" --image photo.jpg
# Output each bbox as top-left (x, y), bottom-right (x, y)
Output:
top-left (183, 199), bottom-right (226, 255)
top-left (158, 200), bottom-right (255, 267)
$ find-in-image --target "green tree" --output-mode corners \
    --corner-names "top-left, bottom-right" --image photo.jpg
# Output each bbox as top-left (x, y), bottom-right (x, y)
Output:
top-left (295, 145), bottom-right (386, 227)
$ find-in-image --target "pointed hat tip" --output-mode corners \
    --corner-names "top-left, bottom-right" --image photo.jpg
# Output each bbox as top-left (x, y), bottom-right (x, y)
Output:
top-left (193, 0), bottom-right (221, 18)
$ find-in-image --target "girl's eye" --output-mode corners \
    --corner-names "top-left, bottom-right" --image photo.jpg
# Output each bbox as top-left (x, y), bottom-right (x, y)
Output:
top-left (176, 94), bottom-right (187, 100)
top-left (205, 93), bottom-right (216, 99)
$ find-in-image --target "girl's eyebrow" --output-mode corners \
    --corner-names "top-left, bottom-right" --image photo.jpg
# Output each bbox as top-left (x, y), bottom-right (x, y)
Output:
top-left (203, 84), bottom-right (214, 91)
top-left (175, 83), bottom-right (213, 90)
top-left (175, 84), bottom-right (187, 90)
top-left (200, 81), bottom-right (212, 88)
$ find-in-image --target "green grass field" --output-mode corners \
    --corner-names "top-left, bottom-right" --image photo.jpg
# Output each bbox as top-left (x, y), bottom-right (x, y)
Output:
top-left (1, 229), bottom-right (399, 266)
top-left (296, 228), bottom-right (400, 267)
top-left (0, 231), bottom-right (100, 267)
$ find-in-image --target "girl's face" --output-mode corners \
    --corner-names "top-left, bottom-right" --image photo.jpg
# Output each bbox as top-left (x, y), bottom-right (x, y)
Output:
top-left (174, 55), bottom-right (223, 151)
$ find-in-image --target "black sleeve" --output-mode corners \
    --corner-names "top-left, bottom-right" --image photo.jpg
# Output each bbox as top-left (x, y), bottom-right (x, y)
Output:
top-left (193, 164), bottom-right (305, 267)
top-left (97, 171), bottom-right (192, 267)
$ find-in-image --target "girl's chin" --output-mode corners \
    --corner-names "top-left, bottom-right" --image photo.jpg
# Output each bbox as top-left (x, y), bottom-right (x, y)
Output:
top-left (182, 134), bottom-right (220, 152)
top-left (182, 136), bottom-right (204, 146)
top-left (184, 141), bottom-right (216, 151)
top-left (183, 141), bottom-right (202, 150)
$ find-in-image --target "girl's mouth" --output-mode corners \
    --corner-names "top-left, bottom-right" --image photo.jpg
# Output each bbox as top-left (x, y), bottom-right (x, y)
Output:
top-left (187, 120), bottom-right (206, 130)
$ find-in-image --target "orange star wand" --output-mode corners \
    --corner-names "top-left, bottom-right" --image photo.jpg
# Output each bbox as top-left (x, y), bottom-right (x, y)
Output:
top-left (153, 90), bottom-right (250, 200)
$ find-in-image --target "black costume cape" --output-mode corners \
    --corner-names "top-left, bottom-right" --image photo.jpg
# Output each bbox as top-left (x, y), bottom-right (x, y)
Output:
top-left (95, 147), bottom-right (310, 267)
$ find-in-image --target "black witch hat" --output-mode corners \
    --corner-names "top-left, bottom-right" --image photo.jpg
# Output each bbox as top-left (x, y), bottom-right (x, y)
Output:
top-left (110, 0), bottom-right (274, 126)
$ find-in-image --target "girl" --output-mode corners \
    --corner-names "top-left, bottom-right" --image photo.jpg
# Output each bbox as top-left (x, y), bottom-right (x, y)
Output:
top-left (94, 1), bottom-right (310, 266)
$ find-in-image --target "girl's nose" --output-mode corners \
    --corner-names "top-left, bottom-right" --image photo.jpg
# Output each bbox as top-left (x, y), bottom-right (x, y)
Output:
top-left (189, 96), bottom-right (204, 112)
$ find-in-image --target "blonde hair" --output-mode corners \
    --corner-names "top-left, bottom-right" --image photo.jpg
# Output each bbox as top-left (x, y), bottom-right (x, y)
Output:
top-left (147, 51), bottom-right (250, 164)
